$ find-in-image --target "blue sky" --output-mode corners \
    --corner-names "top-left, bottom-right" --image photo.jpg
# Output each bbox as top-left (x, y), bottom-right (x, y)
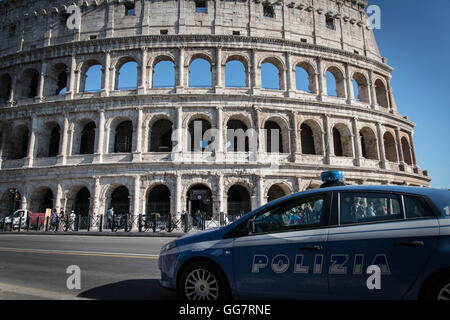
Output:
top-left (83, 0), bottom-right (449, 189)
top-left (370, 0), bottom-right (450, 189)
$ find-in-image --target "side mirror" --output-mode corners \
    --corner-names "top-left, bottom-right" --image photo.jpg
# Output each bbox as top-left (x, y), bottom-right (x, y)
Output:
top-left (246, 218), bottom-right (255, 235)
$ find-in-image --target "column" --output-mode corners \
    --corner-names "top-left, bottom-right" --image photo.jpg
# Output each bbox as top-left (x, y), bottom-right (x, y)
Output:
top-left (55, 183), bottom-right (63, 212)
top-left (317, 57), bottom-right (324, 101)
top-left (57, 114), bottom-right (69, 165)
top-left (0, 129), bottom-right (7, 168)
top-left (38, 60), bottom-right (47, 101)
top-left (408, 132), bottom-right (418, 167)
top-left (175, 173), bottom-right (182, 219)
top-left (286, 52), bottom-right (294, 96)
top-left (95, 109), bottom-right (105, 163)
top-left (133, 176), bottom-right (141, 218)
top-left (215, 106), bottom-right (224, 162)
top-left (250, 50), bottom-right (259, 94)
top-left (351, 117), bottom-right (361, 166)
top-left (105, 1), bottom-right (115, 38)
top-left (215, 47), bottom-right (223, 93)
top-left (101, 51), bottom-right (111, 97)
top-left (217, 174), bottom-right (224, 219)
top-left (176, 47), bottom-right (185, 93)
top-left (323, 114), bottom-right (331, 164)
top-left (138, 47), bottom-right (148, 94)
top-left (67, 55), bottom-right (76, 99)
top-left (133, 107), bottom-right (143, 161)
top-left (386, 78), bottom-right (397, 113)
top-left (172, 106), bottom-right (183, 162)
top-left (257, 175), bottom-right (265, 207)
top-left (395, 127), bottom-right (404, 165)
top-left (289, 111), bottom-right (299, 162)
top-left (26, 116), bottom-right (38, 167)
top-left (345, 63), bottom-right (354, 104)
top-left (369, 70), bottom-right (377, 109)
top-left (93, 177), bottom-right (101, 219)
top-left (376, 122), bottom-right (386, 169)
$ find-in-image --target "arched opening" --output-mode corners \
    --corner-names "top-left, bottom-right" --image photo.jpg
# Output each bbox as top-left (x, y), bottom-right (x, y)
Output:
top-left (80, 122), bottom-right (96, 155)
top-left (267, 184), bottom-right (287, 203)
top-left (152, 59), bottom-right (175, 88)
top-left (147, 185), bottom-right (171, 216)
top-left (186, 184), bottom-right (212, 220)
top-left (225, 59), bottom-right (247, 88)
top-left (300, 123), bottom-right (316, 155)
top-left (383, 132), bottom-right (397, 162)
top-left (261, 61), bottom-right (282, 90)
top-left (353, 73), bottom-right (369, 103)
top-left (264, 120), bottom-right (284, 153)
top-left (74, 187), bottom-right (90, 217)
top-left (187, 118), bottom-right (212, 152)
top-left (82, 61), bottom-right (102, 92)
top-left (116, 60), bottom-right (138, 91)
top-left (295, 64), bottom-right (314, 93)
top-left (110, 186), bottom-right (130, 216)
top-left (7, 125), bottom-right (29, 160)
top-left (46, 63), bottom-right (68, 96)
top-left (114, 120), bottom-right (133, 153)
top-left (189, 58), bottom-right (212, 88)
top-left (0, 74), bottom-right (12, 103)
top-left (30, 187), bottom-right (53, 213)
top-left (226, 119), bottom-right (249, 152)
top-left (149, 119), bottom-right (173, 152)
top-left (326, 67), bottom-right (345, 98)
top-left (48, 125), bottom-right (61, 157)
top-left (333, 125), bottom-right (353, 157)
top-left (360, 127), bottom-right (378, 160)
top-left (37, 123), bottom-right (61, 158)
top-left (375, 79), bottom-right (389, 109)
top-left (227, 185), bottom-right (251, 217)
top-left (401, 137), bottom-right (413, 165)
top-left (21, 69), bottom-right (39, 99)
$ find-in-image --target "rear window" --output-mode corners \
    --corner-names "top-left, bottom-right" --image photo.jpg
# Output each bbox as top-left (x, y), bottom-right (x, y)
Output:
top-left (403, 195), bottom-right (434, 219)
top-left (339, 192), bottom-right (402, 225)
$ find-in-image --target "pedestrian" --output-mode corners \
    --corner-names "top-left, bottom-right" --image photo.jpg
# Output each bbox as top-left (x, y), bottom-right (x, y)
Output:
top-left (195, 209), bottom-right (201, 229)
top-left (69, 210), bottom-right (76, 231)
top-left (106, 207), bottom-right (113, 229)
top-left (59, 208), bottom-right (65, 229)
top-left (51, 208), bottom-right (58, 231)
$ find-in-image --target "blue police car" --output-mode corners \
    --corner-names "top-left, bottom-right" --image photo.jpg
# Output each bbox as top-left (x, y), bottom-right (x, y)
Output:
top-left (159, 185), bottom-right (450, 300)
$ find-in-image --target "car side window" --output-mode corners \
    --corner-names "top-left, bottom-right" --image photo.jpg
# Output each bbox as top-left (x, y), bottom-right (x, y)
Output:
top-left (339, 192), bottom-right (403, 225)
top-left (252, 195), bottom-right (326, 234)
top-left (403, 195), bottom-right (434, 219)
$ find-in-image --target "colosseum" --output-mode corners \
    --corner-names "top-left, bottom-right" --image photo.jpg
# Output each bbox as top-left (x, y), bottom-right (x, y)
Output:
top-left (0, 0), bottom-right (430, 223)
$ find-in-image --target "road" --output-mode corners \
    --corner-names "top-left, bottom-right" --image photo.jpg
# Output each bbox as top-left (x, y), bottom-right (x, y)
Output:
top-left (0, 234), bottom-right (178, 300)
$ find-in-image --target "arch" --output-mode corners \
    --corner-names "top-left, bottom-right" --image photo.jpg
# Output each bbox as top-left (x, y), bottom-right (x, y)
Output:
top-left (7, 125), bottom-right (29, 160)
top-left (79, 121), bottom-right (96, 155)
top-left (359, 127), bottom-right (378, 160)
top-left (113, 120), bottom-right (133, 153)
top-left (263, 117), bottom-right (289, 153)
top-left (146, 184), bottom-right (171, 216)
top-left (295, 62), bottom-right (316, 93)
top-left (152, 58), bottom-right (175, 88)
top-left (401, 137), bottom-right (413, 165)
top-left (20, 68), bottom-right (39, 99)
top-left (189, 57), bottom-right (212, 88)
top-left (267, 183), bottom-right (291, 203)
top-left (109, 185), bottom-right (130, 216)
top-left (37, 122), bottom-right (61, 158)
top-left (225, 58), bottom-right (248, 88)
top-left (352, 72), bottom-right (369, 103)
top-left (187, 117), bottom-right (213, 152)
top-left (186, 183), bottom-right (213, 220)
top-left (29, 187), bottom-right (54, 213)
top-left (383, 131), bottom-right (397, 162)
top-left (149, 118), bottom-right (173, 152)
top-left (115, 57), bottom-right (138, 90)
top-left (261, 56), bottom-right (284, 90)
top-left (375, 79), bottom-right (389, 109)
top-left (73, 187), bottom-right (91, 217)
top-left (226, 119), bottom-right (249, 152)
top-left (80, 60), bottom-right (103, 92)
top-left (46, 63), bottom-right (68, 96)
top-left (332, 124), bottom-right (353, 157)
top-left (326, 66), bottom-right (345, 98)
top-left (227, 185), bottom-right (251, 217)
top-left (0, 73), bottom-right (12, 102)
top-left (300, 119), bottom-right (323, 155)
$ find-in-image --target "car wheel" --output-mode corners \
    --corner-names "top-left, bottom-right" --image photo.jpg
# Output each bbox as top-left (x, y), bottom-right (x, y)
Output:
top-left (179, 261), bottom-right (230, 301)
top-left (424, 275), bottom-right (450, 300)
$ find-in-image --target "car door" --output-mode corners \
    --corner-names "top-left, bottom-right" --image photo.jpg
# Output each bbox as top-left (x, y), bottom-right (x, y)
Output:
top-left (231, 192), bottom-right (331, 299)
top-left (327, 191), bottom-right (439, 299)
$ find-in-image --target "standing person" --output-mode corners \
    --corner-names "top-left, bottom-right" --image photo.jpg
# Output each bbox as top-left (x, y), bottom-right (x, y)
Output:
top-left (69, 210), bottom-right (76, 231)
top-left (106, 207), bottom-right (113, 229)
top-left (195, 209), bottom-right (201, 229)
top-left (367, 202), bottom-right (376, 217)
top-left (59, 208), bottom-right (65, 229)
top-left (51, 208), bottom-right (58, 231)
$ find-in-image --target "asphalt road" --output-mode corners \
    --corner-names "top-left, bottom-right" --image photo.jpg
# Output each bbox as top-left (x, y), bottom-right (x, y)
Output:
top-left (0, 234), bottom-right (178, 300)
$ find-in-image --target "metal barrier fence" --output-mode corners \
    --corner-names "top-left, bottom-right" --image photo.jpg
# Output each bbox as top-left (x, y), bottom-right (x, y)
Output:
top-left (0, 212), bottom-right (245, 234)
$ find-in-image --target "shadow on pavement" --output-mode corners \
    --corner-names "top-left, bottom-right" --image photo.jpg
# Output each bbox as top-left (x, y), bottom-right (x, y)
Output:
top-left (77, 279), bottom-right (176, 300)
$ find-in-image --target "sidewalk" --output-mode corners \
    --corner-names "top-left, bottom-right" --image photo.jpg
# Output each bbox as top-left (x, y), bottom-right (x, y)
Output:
top-left (0, 229), bottom-right (194, 238)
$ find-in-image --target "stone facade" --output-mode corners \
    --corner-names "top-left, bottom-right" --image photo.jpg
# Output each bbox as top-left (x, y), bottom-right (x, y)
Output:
top-left (0, 0), bottom-right (430, 220)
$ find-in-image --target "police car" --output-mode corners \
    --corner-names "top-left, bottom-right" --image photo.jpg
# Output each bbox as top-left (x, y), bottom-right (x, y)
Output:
top-left (159, 182), bottom-right (450, 300)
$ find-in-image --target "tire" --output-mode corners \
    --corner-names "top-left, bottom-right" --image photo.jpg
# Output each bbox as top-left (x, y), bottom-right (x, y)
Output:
top-left (424, 275), bottom-right (450, 300)
top-left (178, 261), bottom-right (230, 301)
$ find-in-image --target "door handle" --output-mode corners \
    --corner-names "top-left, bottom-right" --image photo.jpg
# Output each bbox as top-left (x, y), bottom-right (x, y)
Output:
top-left (395, 240), bottom-right (424, 247)
top-left (298, 245), bottom-right (323, 251)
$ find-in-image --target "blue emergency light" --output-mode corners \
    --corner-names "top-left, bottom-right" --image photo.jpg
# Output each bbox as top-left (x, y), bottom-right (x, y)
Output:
top-left (321, 170), bottom-right (345, 183)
